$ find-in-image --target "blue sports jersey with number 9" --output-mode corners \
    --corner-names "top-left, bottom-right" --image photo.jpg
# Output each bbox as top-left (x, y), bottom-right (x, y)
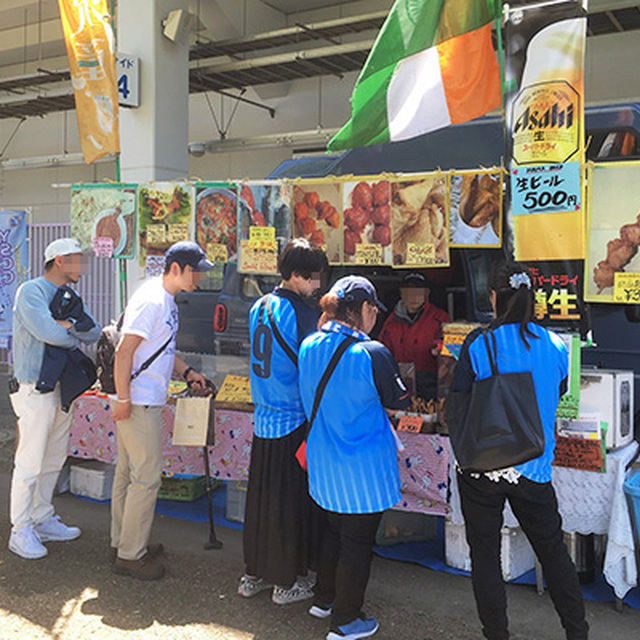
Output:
top-left (249, 288), bottom-right (318, 439)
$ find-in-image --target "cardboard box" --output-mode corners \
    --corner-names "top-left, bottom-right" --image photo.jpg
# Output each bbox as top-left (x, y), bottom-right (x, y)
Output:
top-left (376, 510), bottom-right (438, 546)
top-left (226, 480), bottom-right (247, 523)
top-left (70, 460), bottom-right (115, 501)
top-left (445, 521), bottom-right (535, 581)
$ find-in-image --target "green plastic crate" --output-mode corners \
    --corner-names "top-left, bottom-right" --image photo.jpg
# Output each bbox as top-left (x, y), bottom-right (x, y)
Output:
top-left (157, 475), bottom-right (220, 502)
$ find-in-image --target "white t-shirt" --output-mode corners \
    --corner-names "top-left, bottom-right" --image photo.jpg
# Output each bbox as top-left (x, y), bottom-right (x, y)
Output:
top-left (122, 277), bottom-right (178, 406)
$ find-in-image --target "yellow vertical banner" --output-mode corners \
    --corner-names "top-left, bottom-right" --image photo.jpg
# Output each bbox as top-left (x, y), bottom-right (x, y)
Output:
top-left (504, 2), bottom-right (587, 261)
top-left (58, 0), bottom-right (120, 164)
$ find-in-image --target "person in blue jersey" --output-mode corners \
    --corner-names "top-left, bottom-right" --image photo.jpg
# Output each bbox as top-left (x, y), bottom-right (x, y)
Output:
top-left (239, 238), bottom-right (328, 606)
top-left (298, 276), bottom-right (410, 640)
top-left (450, 262), bottom-right (588, 640)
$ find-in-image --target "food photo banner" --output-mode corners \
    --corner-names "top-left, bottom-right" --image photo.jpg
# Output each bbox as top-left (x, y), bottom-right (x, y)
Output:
top-left (449, 169), bottom-right (502, 247)
top-left (70, 184), bottom-right (137, 259)
top-left (504, 0), bottom-right (587, 262)
top-left (69, 167), bottom-right (508, 273)
top-left (585, 161), bottom-right (640, 303)
top-left (138, 182), bottom-right (194, 269)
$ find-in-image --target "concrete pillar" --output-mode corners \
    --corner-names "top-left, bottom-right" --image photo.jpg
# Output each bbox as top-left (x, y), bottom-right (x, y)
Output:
top-left (116, 0), bottom-right (190, 289)
top-left (116, 0), bottom-right (189, 182)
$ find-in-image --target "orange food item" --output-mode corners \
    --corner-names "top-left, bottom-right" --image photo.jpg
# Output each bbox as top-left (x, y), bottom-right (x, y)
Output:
top-left (304, 191), bottom-right (319, 209)
top-left (344, 229), bottom-right (361, 255)
top-left (294, 202), bottom-right (309, 221)
top-left (326, 210), bottom-right (340, 228)
top-left (317, 201), bottom-right (334, 220)
top-left (373, 181), bottom-right (389, 206)
top-left (299, 217), bottom-right (316, 235)
top-left (372, 203), bottom-right (390, 226)
top-left (373, 224), bottom-right (390, 246)
top-left (351, 181), bottom-right (373, 211)
top-left (344, 206), bottom-right (368, 233)
top-left (309, 229), bottom-right (324, 245)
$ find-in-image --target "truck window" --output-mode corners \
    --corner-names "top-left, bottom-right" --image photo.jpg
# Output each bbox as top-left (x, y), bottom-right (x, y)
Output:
top-left (197, 263), bottom-right (225, 291)
top-left (241, 274), bottom-right (280, 299)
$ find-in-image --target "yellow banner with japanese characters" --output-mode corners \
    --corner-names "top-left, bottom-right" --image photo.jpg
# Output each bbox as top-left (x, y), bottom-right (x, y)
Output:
top-left (58, 0), bottom-right (120, 164)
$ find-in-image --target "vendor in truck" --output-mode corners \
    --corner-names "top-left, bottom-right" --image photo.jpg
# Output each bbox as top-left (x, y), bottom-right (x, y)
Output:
top-left (379, 271), bottom-right (449, 401)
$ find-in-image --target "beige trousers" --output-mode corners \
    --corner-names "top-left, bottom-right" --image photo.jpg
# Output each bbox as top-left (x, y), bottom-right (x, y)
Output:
top-left (110, 403), bottom-right (163, 561)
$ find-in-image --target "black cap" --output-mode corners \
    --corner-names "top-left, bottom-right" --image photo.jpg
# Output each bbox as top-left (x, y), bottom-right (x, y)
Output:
top-left (330, 275), bottom-right (387, 312)
top-left (401, 272), bottom-right (429, 289)
top-left (165, 241), bottom-right (213, 272)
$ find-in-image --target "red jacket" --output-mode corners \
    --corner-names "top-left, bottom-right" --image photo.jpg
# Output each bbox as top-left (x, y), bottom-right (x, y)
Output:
top-left (379, 302), bottom-right (450, 373)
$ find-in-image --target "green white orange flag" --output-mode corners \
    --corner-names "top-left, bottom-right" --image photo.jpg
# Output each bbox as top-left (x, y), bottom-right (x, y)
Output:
top-left (328, 0), bottom-right (502, 151)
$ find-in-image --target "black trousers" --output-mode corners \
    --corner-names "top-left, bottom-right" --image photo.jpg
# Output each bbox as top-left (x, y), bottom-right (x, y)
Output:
top-left (458, 472), bottom-right (589, 640)
top-left (315, 510), bottom-right (383, 628)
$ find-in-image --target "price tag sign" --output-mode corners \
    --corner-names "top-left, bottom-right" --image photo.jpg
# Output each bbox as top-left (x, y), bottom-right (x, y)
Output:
top-left (146, 224), bottom-right (166, 246)
top-left (206, 243), bottom-right (228, 263)
top-left (215, 374), bottom-right (252, 404)
top-left (249, 226), bottom-right (276, 245)
top-left (354, 243), bottom-right (382, 265)
top-left (167, 223), bottom-right (189, 243)
top-left (396, 414), bottom-right (423, 433)
top-left (613, 272), bottom-right (640, 303)
top-left (406, 242), bottom-right (435, 265)
top-left (511, 162), bottom-right (581, 216)
top-left (92, 236), bottom-right (114, 258)
top-left (239, 239), bottom-right (278, 273)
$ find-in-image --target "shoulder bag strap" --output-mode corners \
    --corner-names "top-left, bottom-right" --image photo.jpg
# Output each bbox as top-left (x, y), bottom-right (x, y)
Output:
top-left (308, 335), bottom-right (358, 428)
top-left (266, 294), bottom-right (298, 367)
top-left (131, 335), bottom-right (173, 381)
top-left (482, 329), bottom-right (499, 376)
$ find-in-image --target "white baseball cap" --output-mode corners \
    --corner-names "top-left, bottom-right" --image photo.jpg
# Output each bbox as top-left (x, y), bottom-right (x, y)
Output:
top-left (44, 237), bottom-right (83, 262)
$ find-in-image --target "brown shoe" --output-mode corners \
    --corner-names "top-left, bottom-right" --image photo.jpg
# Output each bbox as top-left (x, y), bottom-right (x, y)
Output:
top-left (111, 543), bottom-right (164, 561)
top-left (113, 554), bottom-right (166, 581)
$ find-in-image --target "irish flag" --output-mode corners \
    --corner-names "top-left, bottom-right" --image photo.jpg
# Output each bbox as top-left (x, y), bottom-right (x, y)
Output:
top-left (328, 0), bottom-right (502, 151)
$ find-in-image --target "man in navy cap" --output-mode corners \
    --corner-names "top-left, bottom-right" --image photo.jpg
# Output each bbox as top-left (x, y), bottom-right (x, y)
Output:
top-left (110, 241), bottom-right (210, 580)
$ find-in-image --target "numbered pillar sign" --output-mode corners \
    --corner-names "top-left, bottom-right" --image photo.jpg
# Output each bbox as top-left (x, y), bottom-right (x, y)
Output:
top-left (115, 53), bottom-right (140, 108)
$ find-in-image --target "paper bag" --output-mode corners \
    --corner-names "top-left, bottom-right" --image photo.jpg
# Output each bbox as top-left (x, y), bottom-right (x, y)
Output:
top-left (172, 397), bottom-right (215, 447)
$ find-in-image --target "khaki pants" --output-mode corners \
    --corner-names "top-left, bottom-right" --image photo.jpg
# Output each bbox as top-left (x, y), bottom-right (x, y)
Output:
top-left (9, 383), bottom-right (73, 530)
top-left (110, 403), bottom-right (163, 561)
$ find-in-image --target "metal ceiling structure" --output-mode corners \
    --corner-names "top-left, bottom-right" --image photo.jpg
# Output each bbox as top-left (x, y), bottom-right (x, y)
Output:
top-left (0, 5), bottom-right (639, 121)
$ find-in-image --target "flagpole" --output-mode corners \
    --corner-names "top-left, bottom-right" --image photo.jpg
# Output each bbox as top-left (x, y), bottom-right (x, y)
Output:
top-left (495, 0), bottom-right (506, 112)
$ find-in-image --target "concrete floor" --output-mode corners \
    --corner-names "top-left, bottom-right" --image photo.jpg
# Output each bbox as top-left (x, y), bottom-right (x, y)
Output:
top-left (0, 377), bottom-right (639, 638)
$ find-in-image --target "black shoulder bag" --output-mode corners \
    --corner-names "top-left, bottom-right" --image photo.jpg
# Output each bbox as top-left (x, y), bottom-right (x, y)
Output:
top-left (295, 335), bottom-right (357, 470)
top-left (445, 330), bottom-right (545, 473)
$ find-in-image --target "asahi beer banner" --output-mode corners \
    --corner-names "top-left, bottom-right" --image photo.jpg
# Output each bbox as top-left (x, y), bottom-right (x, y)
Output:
top-left (505, 1), bottom-right (587, 261)
top-left (0, 210), bottom-right (28, 341)
top-left (585, 161), bottom-right (640, 303)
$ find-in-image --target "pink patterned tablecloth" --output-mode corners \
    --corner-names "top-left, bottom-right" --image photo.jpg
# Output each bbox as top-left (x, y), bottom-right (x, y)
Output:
top-left (69, 395), bottom-right (449, 514)
top-left (69, 395), bottom-right (253, 480)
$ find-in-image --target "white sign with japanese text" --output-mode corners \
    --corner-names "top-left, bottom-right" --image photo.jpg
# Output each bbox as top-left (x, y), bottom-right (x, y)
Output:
top-left (115, 52), bottom-right (139, 107)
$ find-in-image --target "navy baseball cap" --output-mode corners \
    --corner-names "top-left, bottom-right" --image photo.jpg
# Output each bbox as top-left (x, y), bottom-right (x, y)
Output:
top-left (330, 275), bottom-right (387, 312)
top-left (165, 241), bottom-right (213, 272)
top-left (401, 272), bottom-right (430, 289)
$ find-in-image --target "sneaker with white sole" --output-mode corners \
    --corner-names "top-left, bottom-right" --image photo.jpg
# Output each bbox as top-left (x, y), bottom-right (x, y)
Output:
top-left (34, 515), bottom-right (81, 542)
top-left (8, 525), bottom-right (48, 560)
top-left (237, 575), bottom-right (272, 598)
top-left (327, 616), bottom-right (379, 640)
top-left (309, 602), bottom-right (333, 619)
top-left (272, 579), bottom-right (315, 605)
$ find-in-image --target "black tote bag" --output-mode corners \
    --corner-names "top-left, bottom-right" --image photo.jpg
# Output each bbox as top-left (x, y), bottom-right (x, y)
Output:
top-left (446, 330), bottom-right (545, 473)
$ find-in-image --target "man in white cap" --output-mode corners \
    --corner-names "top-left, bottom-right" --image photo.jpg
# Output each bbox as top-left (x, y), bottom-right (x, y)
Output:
top-left (9, 237), bottom-right (101, 559)
top-left (110, 241), bottom-right (210, 580)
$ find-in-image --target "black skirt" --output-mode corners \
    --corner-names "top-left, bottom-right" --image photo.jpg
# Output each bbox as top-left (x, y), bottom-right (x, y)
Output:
top-left (243, 423), bottom-right (325, 587)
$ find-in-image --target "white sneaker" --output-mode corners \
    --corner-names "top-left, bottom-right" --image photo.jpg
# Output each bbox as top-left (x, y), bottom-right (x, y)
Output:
top-left (272, 579), bottom-right (315, 605)
top-left (34, 515), bottom-right (81, 542)
top-left (9, 525), bottom-right (48, 559)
